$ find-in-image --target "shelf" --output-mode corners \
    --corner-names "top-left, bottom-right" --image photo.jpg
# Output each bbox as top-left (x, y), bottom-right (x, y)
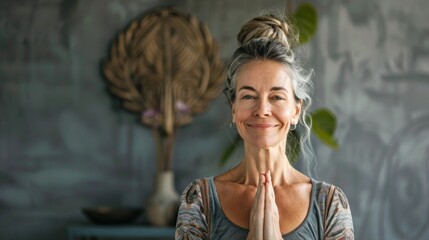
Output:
top-left (68, 224), bottom-right (175, 240)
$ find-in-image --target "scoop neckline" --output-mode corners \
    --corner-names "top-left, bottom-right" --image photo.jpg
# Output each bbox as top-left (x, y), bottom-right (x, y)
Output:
top-left (209, 177), bottom-right (316, 237)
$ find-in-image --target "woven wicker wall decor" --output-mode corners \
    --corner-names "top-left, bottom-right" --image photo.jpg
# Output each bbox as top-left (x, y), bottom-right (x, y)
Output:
top-left (103, 7), bottom-right (225, 136)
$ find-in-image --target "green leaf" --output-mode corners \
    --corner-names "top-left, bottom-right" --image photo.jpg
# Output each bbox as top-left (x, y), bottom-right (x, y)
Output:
top-left (311, 108), bottom-right (339, 149)
top-left (219, 135), bottom-right (241, 167)
top-left (293, 3), bottom-right (318, 45)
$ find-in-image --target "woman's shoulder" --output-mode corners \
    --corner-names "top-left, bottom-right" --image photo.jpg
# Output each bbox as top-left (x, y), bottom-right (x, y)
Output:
top-left (311, 179), bottom-right (331, 195)
top-left (322, 182), bottom-right (351, 212)
top-left (312, 180), bottom-right (354, 238)
top-left (311, 179), bottom-right (350, 202)
top-left (312, 179), bottom-right (338, 195)
top-left (179, 179), bottom-right (206, 204)
top-left (311, 179), bottom-right (352, 217)
top-left (176, 179), bottom-right (211, 239)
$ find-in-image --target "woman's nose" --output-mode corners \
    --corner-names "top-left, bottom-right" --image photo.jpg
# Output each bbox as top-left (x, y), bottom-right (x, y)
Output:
top-left (254, 99), bottom-right (271, 117)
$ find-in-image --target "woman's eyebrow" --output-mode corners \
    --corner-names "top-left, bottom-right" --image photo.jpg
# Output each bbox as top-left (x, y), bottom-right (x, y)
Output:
top-left (271, 86), bottom-right (288, 92)
top-left (238, 86), bottom-right (289, 93)
top-left (238, 86), bottom-right (256, 92)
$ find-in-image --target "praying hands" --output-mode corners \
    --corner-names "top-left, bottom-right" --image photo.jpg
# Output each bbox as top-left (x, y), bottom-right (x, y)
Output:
top-left (247, 171), bottom-right (283, 240)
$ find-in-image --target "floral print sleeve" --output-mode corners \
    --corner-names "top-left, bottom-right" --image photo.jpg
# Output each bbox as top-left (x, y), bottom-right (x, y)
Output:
top-left (324, 187), bottom-right (355, 240)
top-left (175, 180), bottom-right (209, 240)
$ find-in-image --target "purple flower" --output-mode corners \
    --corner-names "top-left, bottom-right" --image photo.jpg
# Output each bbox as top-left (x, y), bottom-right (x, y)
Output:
top-left (142, 109), bottom-right (161, 118)
top-left (176, 100), bottom-right (190, 114)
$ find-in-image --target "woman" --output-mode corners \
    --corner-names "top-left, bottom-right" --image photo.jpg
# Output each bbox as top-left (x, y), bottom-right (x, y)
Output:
top-left (175, 14), bottom-right (354, 240)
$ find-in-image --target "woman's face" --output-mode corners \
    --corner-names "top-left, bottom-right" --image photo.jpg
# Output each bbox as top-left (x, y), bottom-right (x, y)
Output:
top-left (232, 60), bottom-right (301, 149)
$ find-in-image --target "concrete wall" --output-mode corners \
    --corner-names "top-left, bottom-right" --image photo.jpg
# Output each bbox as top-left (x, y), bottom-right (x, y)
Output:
top-left (1, 0), bottom-right (429, 239)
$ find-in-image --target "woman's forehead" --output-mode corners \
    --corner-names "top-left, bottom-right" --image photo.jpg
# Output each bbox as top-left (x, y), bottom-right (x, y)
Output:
top-left (236, 60), bottom-right (292, 88)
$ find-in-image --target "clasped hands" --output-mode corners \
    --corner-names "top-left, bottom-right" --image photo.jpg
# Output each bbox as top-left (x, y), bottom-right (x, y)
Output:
top-left (247, 171), bottom-right (283, 240)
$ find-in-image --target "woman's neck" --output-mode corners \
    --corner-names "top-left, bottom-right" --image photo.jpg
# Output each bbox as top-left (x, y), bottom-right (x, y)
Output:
top-left (229, 143), bottom-right (301, 187)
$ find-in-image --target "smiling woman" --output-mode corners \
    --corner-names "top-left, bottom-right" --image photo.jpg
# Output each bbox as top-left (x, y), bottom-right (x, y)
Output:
top-left (175, 13), bottom-right (354, 240)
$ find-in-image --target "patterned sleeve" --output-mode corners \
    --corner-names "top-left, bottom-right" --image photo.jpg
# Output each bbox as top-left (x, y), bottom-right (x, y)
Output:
top-left (175, 180), bottom-right (209, 240)
top-left (324, 187), bottom-right (354, 240)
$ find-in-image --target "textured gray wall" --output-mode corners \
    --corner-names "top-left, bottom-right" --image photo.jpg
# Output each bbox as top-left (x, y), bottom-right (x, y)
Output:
top-left (310, 1), bottom-right (429, 239)
top-left (1, 0), bottom-right (429, 239)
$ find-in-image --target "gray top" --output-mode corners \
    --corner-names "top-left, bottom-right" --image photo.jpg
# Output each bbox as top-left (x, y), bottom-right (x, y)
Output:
top-left (175, 177), bottom-right (354, 240)
top-left (208, 177), bottom-right (321, 239)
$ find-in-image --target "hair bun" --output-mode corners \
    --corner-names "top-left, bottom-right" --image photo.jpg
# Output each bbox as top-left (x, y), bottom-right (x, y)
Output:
top-left (237, 14), bottom-right (296, 50)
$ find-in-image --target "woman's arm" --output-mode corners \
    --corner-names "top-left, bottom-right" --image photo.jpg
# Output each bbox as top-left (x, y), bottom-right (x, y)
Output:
top-left (324, 187), bottom-right (354, 240)
top-left (175, 180), bottom-right (209, 240)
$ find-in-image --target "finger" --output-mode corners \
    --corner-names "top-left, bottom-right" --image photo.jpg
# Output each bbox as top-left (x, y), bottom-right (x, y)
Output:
top-left (267, 171), bottom-right (275, 199)
top-left (257, 173), bottom-right (266, 216)
top-left (250, 174), bottom-right (265, 220)
top-left (250, 172), bottom-right (264, 216)
top-left (264, 171), bottom-right (282, 239)
top-left (253, 173), bottom-right (265, 240)
top-left (266, 171), bottom-right (278, 217)
top-left (258, 173), bottom-right (266, 237)
top-left (265, 172), bottom-right (274, 219)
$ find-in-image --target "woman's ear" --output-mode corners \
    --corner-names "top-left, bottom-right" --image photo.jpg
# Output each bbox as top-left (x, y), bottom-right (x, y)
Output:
top-left (232, 103), bottom-right (236, 123)
top-left (293, 100), bottom-right (302, 124)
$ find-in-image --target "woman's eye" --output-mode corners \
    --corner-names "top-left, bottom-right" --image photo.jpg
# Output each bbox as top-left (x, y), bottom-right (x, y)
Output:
top-left (271, 95), bottom-right (285, 100)
top-left (241, 95), bottom-right (254, 100)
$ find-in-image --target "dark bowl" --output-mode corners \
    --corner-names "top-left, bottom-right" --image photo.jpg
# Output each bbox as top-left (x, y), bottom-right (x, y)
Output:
top-left (82, 207), bottom-right (143, 225)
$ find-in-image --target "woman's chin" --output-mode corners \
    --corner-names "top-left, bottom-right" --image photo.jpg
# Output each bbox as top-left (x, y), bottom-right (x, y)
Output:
top-left (249, 140), bottom-right (279, 150)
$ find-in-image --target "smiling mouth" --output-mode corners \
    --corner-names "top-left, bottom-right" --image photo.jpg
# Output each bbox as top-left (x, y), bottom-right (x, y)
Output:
top-left (247, 124), bottom-right (278, 128)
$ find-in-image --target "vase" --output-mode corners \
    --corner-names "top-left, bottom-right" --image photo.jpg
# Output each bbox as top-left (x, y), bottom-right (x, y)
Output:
top-left (146, 170), bottom-right (180, 226)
